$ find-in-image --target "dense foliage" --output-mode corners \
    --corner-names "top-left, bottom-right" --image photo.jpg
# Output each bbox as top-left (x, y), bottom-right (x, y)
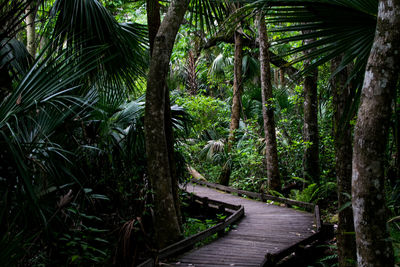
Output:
top-left (2, 0), bottom-right (400, 266)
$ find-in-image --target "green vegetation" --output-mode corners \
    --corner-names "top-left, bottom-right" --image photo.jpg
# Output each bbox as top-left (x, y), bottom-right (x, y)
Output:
top-left (2, 0), bottom-right (400, 266)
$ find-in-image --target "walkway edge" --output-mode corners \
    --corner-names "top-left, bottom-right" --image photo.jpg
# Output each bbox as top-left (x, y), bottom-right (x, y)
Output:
top-left (137, 192), bottom-right (245, 267)
top-left (190, 178), bottom-right (322, 230)
top-left (190, 179), bottom-right (334, 266)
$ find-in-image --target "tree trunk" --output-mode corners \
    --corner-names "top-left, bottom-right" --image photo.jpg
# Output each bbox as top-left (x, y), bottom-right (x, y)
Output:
top-left (258, 16), bottom-right (281, 191)
top-left (302, 34), bottom-right (320, 183)
top-left (146, 0), bottom-right (161, 56)
top-left (147, 0), bottom-right (183, 230)
top-left (279, 68), bottom-right (285, 87)
top-left (228, 31), bottom-right (243, 145)
top-left (352, 0), bottom-right (400, 266)
top-left (186, 50), bottom-right (198, 95)
top-left (144, 0), bottom-right (189, 249)
top-left (220, 31), bottom-right (243, 186)
top-left (219, 162), bottom-right (232, 186)
top-left (331, 57), bottom-right (356, 267)
top-left (164, 89), bottom-right (182, 227)
top-left (25, 1), bottom-right (37, 58)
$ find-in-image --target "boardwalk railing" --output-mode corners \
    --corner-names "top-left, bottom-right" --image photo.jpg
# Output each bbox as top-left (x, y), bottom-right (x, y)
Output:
top-left (137, 193), bottom-right (244, 267)
top-left (190, 179), bottom-right (333, 266)
top-left (190, 179), bottom-right (322, 228)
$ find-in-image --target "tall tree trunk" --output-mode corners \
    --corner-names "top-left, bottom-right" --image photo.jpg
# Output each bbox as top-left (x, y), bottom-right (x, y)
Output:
top-left (352, 0), bottom-right (400, 265)
top-left (279, 68), bottom-right (285, 87)
top-left (186, 50), bottom-right (198, 95)
top-left (302, 34), bottom-right (320, 183)
top-left (219, 31), bottom-right (243, 186)
top-left (164, 89), bottom-right (182, 227)
top-left (258, 16), bottom-right (280, 191)
top-left (331, 57), bottom-right (356, 267)
top-left (146, 0), bottom-right (161, 56)
top-left (228, 31), bottom-right (244, 144)
top-left (144, 0), bottom-right (189, 249)
top-left (25, 1), bottom-right (37, 58)
top-left (146, 0), bottom-right (183, 230)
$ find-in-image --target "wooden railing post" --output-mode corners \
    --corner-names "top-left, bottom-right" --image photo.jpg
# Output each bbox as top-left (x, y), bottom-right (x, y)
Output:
top-left (217, 205), bottom-right (226, 237)
top-left (202, 197), bottom-right (209, 215)
top-left (314, 205), bottom-right (322, 231)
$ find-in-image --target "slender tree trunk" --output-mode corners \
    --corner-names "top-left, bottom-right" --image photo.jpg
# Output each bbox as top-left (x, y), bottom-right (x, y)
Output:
top-left (146, 0), bottom-right (161, 56)
top-left (25, 1), bottom-right (37, 58)
top-left (186, 50), bottom-right (198, 95)
top-left (302, 34), bottom-right (320, 183)
top-left (228, 31), bottom-right (244, 145)
top-left (144, 0), bottom-right (189, 249)
top-left (352, 0), bottom-right (400, 265)
top-left (219, 31), bottom-right (243, 186)
top-left (331, 57), bottom-right (356, 267)
top-left (219, 162), bottom-right (232, 186)
top-left (258, 16), bottom-right (280, 191)
top-left (147, 0), bottom-right (183, 229)
top-left (164, 89), bottom-right (182, 227)
top-left (279, 68), bottom-right (285, 87)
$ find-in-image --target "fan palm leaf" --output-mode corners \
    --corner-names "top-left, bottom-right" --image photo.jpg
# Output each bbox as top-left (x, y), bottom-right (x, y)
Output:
top-left (49, 0), bottom-right (149, 93)
top-left (248, 0), bottom-right (377, 81)
top-left (236, 0), bottom-right (379, 119)
top-left (188, 0), bottom-right (231, 33)
top-left (209, 53), bottom-right (233, 78)
top-left (0, 41), bottom-right (107, 227)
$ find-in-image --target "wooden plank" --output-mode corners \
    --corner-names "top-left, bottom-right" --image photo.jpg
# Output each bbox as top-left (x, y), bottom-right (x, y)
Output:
top-left (164, 182), bottom-right (325, 267)
top-left (136, 259), bottom-right (154, 267)
top-left (191, 178), bottom-right (315, 211)
top-left (262, 224), bottom-right (334, 266)
top-left (178, 258), bottom-right (261, 266)
top-left (190, 193), bottom-right (242, 211)
top-left (179, 253), bottom-right (262, 263)
top-left (158, 205), bottom-right (244, 259)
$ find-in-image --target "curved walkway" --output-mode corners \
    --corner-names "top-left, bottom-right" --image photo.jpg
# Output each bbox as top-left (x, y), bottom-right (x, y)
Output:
top-left (165, 183), bottom-right (317, 267)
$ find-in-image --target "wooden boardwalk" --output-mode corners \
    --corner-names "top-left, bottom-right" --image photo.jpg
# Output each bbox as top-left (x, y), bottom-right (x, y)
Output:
top-left (164, 183), bottom-right (317, 267)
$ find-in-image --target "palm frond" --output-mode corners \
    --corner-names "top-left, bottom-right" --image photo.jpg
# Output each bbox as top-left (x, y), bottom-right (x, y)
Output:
top-left (49, 0), bottom-right (149, 93)
top-left (188, 0), bottom-right (230, 33)
top-left (241, 0), bottom-right (378, 122)
top-left (249, 0), bottom-right (377, 80)
top-left (0, 44), bottom-right (106, 124)
top-left (200, 139), bottom-right (226, 162)
top-left (0, 0), bottom-right (39, 40)
top-left (242, 54), bottom-right (260, 82)
top-left (0, 38), bottom-right (32, 80)
top-left (209, 53), bottom-right (233, 77)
